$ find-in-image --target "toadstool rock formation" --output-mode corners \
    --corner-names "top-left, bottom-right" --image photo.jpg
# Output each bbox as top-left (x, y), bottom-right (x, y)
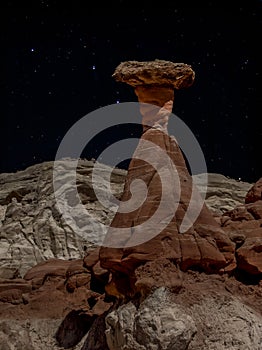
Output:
top-left (99, 60), bottom-right (236, 298)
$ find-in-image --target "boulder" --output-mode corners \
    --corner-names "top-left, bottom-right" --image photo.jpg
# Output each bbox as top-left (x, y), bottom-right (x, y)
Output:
top-left (105, 287), bottom-right (197, 350)
top-left (245, 178), bottom-right (262, 204)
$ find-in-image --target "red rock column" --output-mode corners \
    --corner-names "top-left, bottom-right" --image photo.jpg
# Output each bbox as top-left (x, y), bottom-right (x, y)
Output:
top-left (99, 60), bottom-right (236, 297)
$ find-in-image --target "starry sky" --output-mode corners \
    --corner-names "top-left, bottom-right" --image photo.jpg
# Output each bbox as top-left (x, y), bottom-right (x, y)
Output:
top-left (2, 0), bottom-right (261, 182)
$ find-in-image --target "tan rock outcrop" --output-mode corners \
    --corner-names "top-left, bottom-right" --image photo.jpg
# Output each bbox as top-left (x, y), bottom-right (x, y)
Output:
top-left (193, 173), bottom-right (252, 215)
top-left (0, 160), bottom-right (125, 279)
top-left (245, 177), bottom-right (262, 204)
top-left (222, 179), bottom-right (262, 275)
top-left (0, 158), bottom-right (250, 280)
top-left (0, 256), bottom-right (112, 348)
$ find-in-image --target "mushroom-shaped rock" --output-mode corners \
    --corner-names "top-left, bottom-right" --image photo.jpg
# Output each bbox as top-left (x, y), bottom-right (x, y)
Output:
top-left (112, 59), bottom-right (195, 89)
top-left (99, 59), bottom-right (236, 299)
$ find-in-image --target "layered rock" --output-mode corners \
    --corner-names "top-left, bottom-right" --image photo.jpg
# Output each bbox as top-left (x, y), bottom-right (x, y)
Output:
top-left (222, 178), bottom-right (262, 275)
top-left (0, 256), bottom-right (112, 349)
top-left (0, 162), bottom-right (259, 349)
top-left (1, 268), bottom-right (261, 350)
top-left (193, 173), bottom-right (251, 215)
top-left (0, 160), bottom-right (125, 278)
top-left (0, 258), bottom-right (101, 318)
top-left (245, 177), bottom-right (262, 204)
top-left (0, 157), bottom-right (251, 280)
top-left (100, 60), bottom-right (236, 297)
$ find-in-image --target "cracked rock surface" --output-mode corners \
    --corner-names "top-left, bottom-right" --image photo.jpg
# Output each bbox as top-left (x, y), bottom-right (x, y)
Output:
top-left (0, 160), bottom-right (251, 279)
top-left (0, 160), bottom-right (125, 279)
top-left (105, 284), bottom-right (262, 350)
top-left (0, 160), bottom-right (261, 350)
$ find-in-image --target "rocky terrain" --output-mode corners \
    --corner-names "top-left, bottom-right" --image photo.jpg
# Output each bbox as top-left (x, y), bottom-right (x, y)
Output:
top-left (193, 173), bottom-right (251, 215)
top-left (0, 161), bottom-right (261, 350)
top-left (0, 160), bottom-right (125, 279)
top-left (0, 59), bottom-right (261, 349)
top-left (0, 160), bottom-right (250, 280)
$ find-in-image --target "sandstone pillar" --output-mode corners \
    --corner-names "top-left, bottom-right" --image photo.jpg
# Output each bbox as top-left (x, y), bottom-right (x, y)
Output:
top-left (99, 60), bottom-right (235, 297)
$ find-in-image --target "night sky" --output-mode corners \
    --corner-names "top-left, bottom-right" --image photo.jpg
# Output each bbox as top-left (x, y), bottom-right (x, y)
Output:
top-left (2, 0), bottom-right (261, 182)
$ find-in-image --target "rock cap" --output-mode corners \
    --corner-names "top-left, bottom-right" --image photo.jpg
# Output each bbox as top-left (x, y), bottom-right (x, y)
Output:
top-left (112, 59), bottom-right (195, 89)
